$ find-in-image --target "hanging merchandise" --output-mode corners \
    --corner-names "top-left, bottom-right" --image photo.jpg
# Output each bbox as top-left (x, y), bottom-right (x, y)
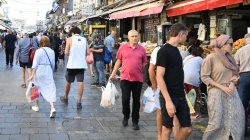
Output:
top-left (197, 23), bottom-right (206, 41)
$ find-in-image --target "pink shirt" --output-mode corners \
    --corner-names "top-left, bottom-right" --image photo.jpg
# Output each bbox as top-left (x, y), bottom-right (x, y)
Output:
top-left (116, 43), bottom-right (147, 82)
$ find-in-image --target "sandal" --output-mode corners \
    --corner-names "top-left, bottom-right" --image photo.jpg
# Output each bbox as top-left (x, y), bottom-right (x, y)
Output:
top-left (191, 114), bottom-right (200, 119)
top-left (21, 84), bottom-right (26, 88)
top-left (91, 73), bottom-right (94, 77)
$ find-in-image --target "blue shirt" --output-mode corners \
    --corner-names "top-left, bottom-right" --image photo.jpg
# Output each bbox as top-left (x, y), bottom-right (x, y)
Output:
top-left (104, 35), bottom-right (115, 52)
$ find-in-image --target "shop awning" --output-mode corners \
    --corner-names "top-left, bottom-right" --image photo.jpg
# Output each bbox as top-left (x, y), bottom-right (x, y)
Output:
top-left (166, 0), bottom-right (243, 17)
top-left (109, 1), bottom-right (164, 20)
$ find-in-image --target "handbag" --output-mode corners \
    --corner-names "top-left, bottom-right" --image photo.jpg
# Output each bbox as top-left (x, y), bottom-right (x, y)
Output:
top-left (86, 52), bottom-right (94, 64)
top-left (29, 39), bottom-right (36, 62)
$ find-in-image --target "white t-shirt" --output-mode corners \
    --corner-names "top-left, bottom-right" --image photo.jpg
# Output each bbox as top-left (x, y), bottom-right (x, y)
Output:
top-left (150, 46), bottom-right (161, 65)
top-left (183, 55), bottom-right (203, 87)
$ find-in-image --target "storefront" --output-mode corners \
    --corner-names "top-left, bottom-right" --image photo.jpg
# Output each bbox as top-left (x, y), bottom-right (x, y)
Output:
top-left (166, 0), bottom-right (244, 41)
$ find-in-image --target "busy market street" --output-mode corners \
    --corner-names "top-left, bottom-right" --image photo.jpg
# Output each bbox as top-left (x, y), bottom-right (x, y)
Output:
top-left (0, 0), bottom-right (250, 140)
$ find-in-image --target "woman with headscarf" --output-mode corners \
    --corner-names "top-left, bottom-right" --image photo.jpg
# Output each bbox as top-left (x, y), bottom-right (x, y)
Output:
top-left (28, 36), bottom-right (56, 118)
top-left (201, 34), bottom-right (245, 140)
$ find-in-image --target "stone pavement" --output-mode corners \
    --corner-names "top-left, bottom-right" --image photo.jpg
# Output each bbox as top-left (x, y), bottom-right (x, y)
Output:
top-left (0, 48), bottom-right (239, 140)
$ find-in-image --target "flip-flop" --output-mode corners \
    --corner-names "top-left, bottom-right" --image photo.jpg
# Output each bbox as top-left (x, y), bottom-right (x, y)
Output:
top-left (21, 84), bottom-right (26, 88)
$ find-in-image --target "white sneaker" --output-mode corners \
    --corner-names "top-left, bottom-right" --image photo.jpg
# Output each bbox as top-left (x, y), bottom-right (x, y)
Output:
top-left (32, 106), bottom-right (39, 112)
top-left (50, 108), bottom-right (56, 118)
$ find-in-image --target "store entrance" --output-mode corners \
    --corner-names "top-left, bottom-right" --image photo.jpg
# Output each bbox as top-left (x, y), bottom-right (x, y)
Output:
top-left (232, 16), bottom-right (250, 40)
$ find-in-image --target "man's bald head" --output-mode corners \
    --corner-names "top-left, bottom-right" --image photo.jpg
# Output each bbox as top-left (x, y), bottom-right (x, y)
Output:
top-left (128, 30), bottom-right (138, 37)
top-left (128, 30), bottom-right (139, 45)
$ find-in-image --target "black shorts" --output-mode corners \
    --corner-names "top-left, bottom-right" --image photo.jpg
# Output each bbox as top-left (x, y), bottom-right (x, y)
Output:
top-left (160, 96), bottom-right (191, 128)
top-left (19, 61), bottom-right (32, 68)
top-left (65, 69), bottom-right (85, 83)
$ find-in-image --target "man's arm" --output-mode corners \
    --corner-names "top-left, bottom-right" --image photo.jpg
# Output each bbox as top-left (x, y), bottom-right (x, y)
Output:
top-left (149, 64), bottom-right (157, 91)
top-left (92, 48), bottom-right (103, 53)
top-left (64, 37), bottom-right (71, 56)
top-left (109, 59), bottom-right (121, 81)
top-left (156, 66), bottom-right (176, 117)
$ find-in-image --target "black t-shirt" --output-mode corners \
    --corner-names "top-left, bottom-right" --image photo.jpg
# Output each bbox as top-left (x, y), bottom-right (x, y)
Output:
top-left (4, 34), bottom-right (17, 49)
top-left (156, 43), bottom-right (185, 98)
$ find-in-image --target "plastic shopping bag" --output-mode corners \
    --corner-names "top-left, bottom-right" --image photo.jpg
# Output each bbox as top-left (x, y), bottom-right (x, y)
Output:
top-left (25, 82), bottom-right (39, 102)
top-left (186, 89), bottom-right (197, 114)
top-left (100, 82), bottom-right (119, 108)
top-left (143, 87), bottom-right (157, 113)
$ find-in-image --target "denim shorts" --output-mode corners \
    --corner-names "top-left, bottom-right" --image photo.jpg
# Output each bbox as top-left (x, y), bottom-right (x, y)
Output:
top-left (160, 96), bottom-right (191, 128)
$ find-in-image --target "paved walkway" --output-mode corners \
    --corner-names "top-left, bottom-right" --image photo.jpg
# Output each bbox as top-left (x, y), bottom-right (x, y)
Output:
top-left (0, 49), bottom-right (220, 140)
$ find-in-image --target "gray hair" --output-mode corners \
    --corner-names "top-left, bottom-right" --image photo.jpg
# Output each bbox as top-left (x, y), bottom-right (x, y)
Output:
top-left (244, 33), bottom-right (250, 39)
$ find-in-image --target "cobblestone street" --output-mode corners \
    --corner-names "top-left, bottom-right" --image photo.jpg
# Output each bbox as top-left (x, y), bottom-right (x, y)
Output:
top-left (0, 49), bottom-right (220, 140)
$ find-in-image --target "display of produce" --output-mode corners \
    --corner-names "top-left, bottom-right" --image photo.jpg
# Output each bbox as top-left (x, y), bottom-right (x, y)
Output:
top-left (232, 38), bottom-right (245, 55)
top-left (201, 45), bottom-right (213, 55)
top-left (145, 43), bottom-right (157, 54)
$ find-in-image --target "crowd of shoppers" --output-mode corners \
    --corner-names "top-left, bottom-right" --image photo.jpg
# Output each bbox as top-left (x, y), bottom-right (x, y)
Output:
top-left (2, 22), bottom-right (250, 139)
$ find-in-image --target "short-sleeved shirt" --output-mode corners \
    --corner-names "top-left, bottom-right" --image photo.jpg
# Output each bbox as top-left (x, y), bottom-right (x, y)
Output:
top-left (150, 46), bottom-right (161, 65)
top-left (4, 34), bottom-right (17, 49)
top-left (156, 43), bottom-right (185, 98)
top-left (92, 39), bottom-right (104, 61)
top-left (234, 44), bottom-right (250, 73)
top-left (116, 43), bottom-right (147, 82)
top-left (104, 35), bottom-right (115, 52)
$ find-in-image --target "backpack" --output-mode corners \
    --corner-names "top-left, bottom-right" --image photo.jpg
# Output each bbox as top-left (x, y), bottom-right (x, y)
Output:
top-left (29, 39), bottom-right (36, 62)
top-left (104, 47), bottom-right (112, 63)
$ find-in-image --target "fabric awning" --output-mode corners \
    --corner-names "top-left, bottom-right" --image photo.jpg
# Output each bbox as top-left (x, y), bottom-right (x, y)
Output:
top-left (109, 1), bottom-right (164, 20)
top-left (166, 0), bottom-right (243, 17)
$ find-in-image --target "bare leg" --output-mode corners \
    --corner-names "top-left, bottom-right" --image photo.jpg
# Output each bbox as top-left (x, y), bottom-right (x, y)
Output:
top-left (21, 67), bottom-right (26, 85)
top-left (109, 62), bottom-right (112, 73)
top-left (49, 102), bottom-right (55, 109)
top-left (156, 109), bottom-right (162, 140)
top-left (173, 116), bottom-right (180, 138)
top-left (64, 81), bottom-right (71, 99)
top-left (161, 126), bottom-right (172, 140)
top-left (34, 100), bottom-right (39, 107)
top-left (90, 64), bottom-right (94, 75)
top-left (27, 68), bottom-right (32, 79)
top-left (174, 127), bottom-right (192, 140)
top-left (77, 82), bottom-right (84, 103)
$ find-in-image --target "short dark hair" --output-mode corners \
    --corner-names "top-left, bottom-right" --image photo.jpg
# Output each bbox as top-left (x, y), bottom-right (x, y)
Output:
top-left (169, 23), bottom-right (188, 37)
top-left (191, 46), bottom-right (204, 57)
top-left (70, 26), bottom-right (81, 34)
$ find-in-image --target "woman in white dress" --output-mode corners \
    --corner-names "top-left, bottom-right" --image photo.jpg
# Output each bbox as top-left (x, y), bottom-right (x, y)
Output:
top-left (28, 36), bottom-right (56, 118)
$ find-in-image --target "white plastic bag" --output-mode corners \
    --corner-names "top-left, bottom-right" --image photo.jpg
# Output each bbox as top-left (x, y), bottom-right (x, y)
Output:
top-left (100, 82), bottom-right (119, 108)
top-left (143, 87), bottom-right (157, 113)
top-left (25, 82), bottom-right (39, 102)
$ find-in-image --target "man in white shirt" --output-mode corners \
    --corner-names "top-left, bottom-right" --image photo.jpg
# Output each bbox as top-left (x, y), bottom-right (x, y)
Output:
top-left (60, 27), bottom-right (88, 109)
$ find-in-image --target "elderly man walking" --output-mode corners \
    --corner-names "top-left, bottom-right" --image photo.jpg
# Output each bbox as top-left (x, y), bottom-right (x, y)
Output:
top-left (109, 30), bottom-right (147, 130)
top-left (235, 33), bottom-right (250, 136)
